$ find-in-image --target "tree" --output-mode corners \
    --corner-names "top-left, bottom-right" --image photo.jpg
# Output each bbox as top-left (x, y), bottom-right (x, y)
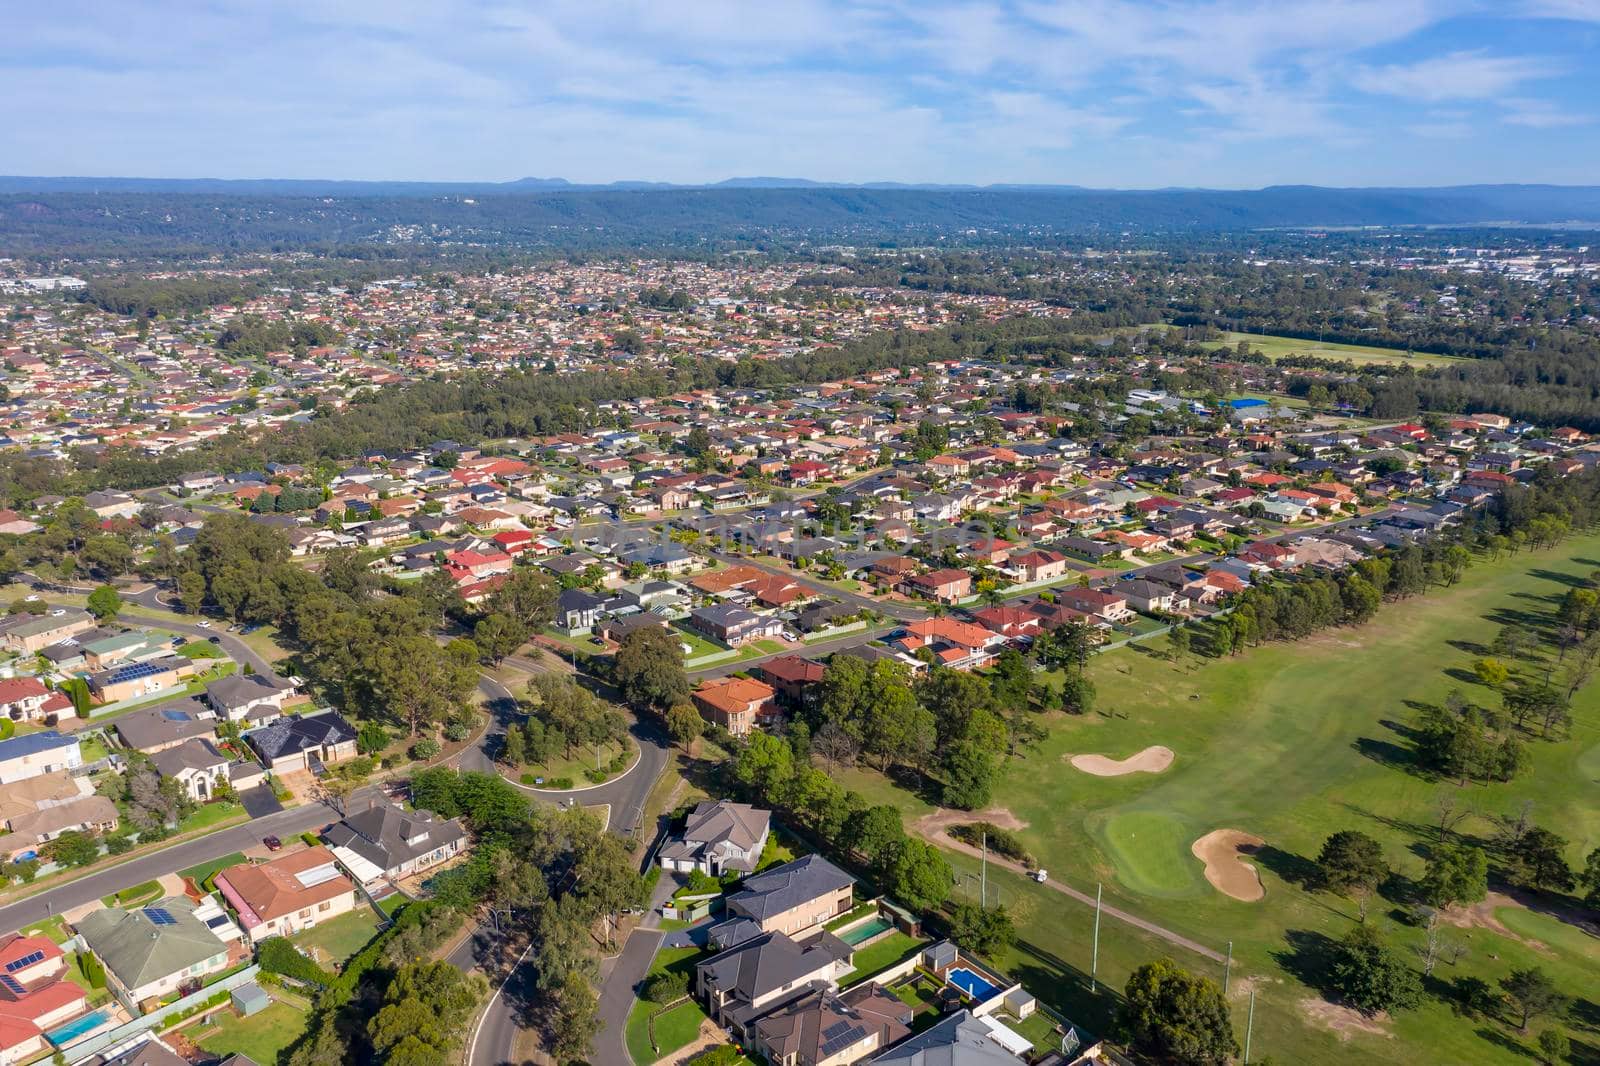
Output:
top-left (1473, 657), bottom-right (1510, 687)
top-left (86, 585), bottom-right (122, 622)
top-left (43, 831), bottom-right (100, 868)
top-left (1538, 1027), bottom-right (1571, 1065)
top-left (888, 838), bottom-right (951, 912)
top-left (947, 902), bottom-right (1015, 956)
top-left (1327, 924), bottom-right (1423, 1016)
top-left (1500, 967), bottom-right (1569, 1032)
top-left (484, 570), bottom-right (557, 632)
top-left (177, 570), bottom-right (207, 614)
top-left (938, 740), bottom-right (998, 810)
top-left (1316, 830), bottom-right (1388, 920)
top-left (368, 960), bottom-right (486, 1064)
top-left (472, 612), bottom-right (526, 666)
top-left (1421, 844), bottom-right (1488, 909)
top-left (613, 626), bottom-right (689, 712)
top-left (1507, 828), bottom-right (1575, 894)
top-left (665, 703), bottom-right (703, 749)
top-left (1581, 847), bottom-right (1600, 906)
top-left (1120, 958), bottom-right (1239, 1066)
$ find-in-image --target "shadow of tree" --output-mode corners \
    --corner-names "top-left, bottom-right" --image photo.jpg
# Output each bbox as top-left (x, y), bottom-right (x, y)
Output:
top-left (1272, 928), bottom-right (1339, 997)
top-left (1529, 568), bottom-right (1591, 590)
top-left (1252, 844), bottom-right (1321, 891)
top-left (1473, 1025), bottom-right (1540, 1062)
top-left (1447, 639), bottom-right (1490, 656)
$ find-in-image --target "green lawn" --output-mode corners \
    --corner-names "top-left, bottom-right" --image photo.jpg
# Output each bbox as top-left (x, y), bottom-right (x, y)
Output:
top-left (292, 909), bottom-right (382, 968)
top-left (194, 998), bottom-right (309, 1064)
top-left (78, 733), bottom-right (111, 763)
top-left (21, 915), bottom-right (70, 944)
top-left (178, 851), bottom-right (248, 887)
top-left (101, 879), bottom-right (163, 908)
top-left (1204, 330), bottom-right (1468, 368)
top-left (841, 931), bottom-right (925, 987)
top-left (511, 736), bottom-right (634, 785)
top-left (177, 641), bottom-right (224, 659)
top-left (846, 534), bottom-right (1600, 1065)
top-left (624, 945), bottom-right (708, 1065)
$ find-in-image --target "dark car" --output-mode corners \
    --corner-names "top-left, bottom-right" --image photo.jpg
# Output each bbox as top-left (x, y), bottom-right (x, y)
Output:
top-left (262, 835), bottom-right (282, 851)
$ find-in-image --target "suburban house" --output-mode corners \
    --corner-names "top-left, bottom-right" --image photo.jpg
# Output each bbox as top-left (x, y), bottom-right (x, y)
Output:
top-left (0, 933), bottom-right (89, 1065)
top-left (725, 855), bottom-right (855, 937)
top-left (753, 984), bottom-right (913, 1066)
top-left (760, 655), bottom-right (826, 706)
top-left (204, 672), bottom-right (296, 724)
top-left (692, 676), bottom-right (779, 736)
top-left (895, 618), bottom-right (1005, 671)
top-left (0, 774), bottom-right (118, 861)
top-left (696, 930), bottom-right (852, 1040)
top-left (689, 604), bottom-right (785, 647)
top-left (75, 897), bottom-right (243, 1009)
top-left (658, 800), bottom-right (772, 876)
top-left (0, 609), bottom-right (95, 654)
top-left (113, 699), bottom-right (216, 754)
top-left (323, 800), bottom-right (467, 884)
top-left (215, 847), bottom-right (360, 941)
top-left (899, 568), bottom-right (973, 604)
top-left (246, 711), bottom-right (359, 773)
top-left (1112, 578), bottom-right (1180, 614)
top-left (865, 1009), bottom-right (1019, 1066)
top-left (1008, 548), bottom-right (1070, 584)
top-left (150, 738), bottom-right (232, 802)
top-left (554, 588), bottom-right (607, 634)
top-left (0, 732), bottom-right (81, 785)
top-left (87, 656), bottom-right (198, 703)
top-left (1055, 586), bottom-right (1134, 623)
top-left (0, 677), bottom-right (71, 724)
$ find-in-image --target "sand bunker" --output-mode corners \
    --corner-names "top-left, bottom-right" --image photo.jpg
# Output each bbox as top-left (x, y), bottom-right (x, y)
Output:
top-left (1069, 745), bottom-right (1175, 776)
top-left (1191, 829), bottom-right (1266, 902)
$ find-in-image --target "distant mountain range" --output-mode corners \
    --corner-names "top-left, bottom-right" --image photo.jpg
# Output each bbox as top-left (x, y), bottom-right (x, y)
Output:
top-left (3, 179), bottom-right (1599, 255)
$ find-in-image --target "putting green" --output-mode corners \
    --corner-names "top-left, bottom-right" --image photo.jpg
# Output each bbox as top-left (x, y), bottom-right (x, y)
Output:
top-left (1094, 810), bottom-right (1205, 898)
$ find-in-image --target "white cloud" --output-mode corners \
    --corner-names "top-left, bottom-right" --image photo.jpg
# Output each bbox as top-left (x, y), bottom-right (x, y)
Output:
top-left (1350, 50), bottom-right (1554, 101)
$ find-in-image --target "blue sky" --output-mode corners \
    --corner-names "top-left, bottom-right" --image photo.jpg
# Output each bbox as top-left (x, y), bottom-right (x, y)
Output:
top-left (4, 1), bottom-right (1599, 187)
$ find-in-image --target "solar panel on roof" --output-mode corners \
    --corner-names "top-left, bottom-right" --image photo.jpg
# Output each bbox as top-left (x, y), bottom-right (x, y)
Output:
top-left (3, 951), bottom-right (44, 973)
top-left (819, 1021), bottom-right (864, 1056)
top-left (143, 907), bottom-right (176, 926)
top-left (0, 974), bottom-right (26, 995)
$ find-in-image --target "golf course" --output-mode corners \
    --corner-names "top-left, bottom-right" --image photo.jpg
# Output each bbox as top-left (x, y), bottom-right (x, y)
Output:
top-left (1208, 330), bottom-right (1469, 368)
top-left (846, 532), bottom-right (1600, 1064)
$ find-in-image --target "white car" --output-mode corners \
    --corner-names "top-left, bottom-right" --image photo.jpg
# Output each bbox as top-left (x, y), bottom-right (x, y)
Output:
top-left (1031, 869), bottom-right (1048, 883)
top-left (196, 621), bottom-right (212, 629)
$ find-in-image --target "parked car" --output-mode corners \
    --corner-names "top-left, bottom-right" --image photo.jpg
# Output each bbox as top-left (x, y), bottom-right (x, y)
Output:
top-left (263, 835), bottom-right (282, 851)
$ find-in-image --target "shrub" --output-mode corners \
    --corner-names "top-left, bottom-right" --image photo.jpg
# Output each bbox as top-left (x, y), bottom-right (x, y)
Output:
top-left (104, 834), bottom-right (134, 856)
top-left (0, 719), bottom-right (13, 740)
top-left (607, 751), bottom-right (630, 772)
top-left (78, 952), bottom-right (106, 989)
top-left (644, 969), bottom-right (689, 1004)
top-left (257, 936), bottom-right (333, 987)
top-left (584, 767), bottom-right (608, 784)
top-left (443, 719), bottom-right (471, 743)
top-left (520, 772), bottom-right (538, 785)
top-left (409, 738), bottom-right (441, 761)
top-left (948, 822), bottom-right (1034, 867)
top-left (300, 832), bottom-right (320, 848)
top-left (550, 776), bottom-right (574, 789)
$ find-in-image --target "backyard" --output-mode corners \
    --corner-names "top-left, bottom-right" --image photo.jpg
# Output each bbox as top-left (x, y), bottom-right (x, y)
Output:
top-left (292, 908), bottom-right (382, 969)
top-left (193, 996), bottom-right (310, 1064)
top-left (844, 533), bottom-right (1600, 1065)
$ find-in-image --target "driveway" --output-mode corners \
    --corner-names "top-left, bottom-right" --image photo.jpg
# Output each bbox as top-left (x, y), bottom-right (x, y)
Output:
top-left (238, 784), bottom-right (284, 818)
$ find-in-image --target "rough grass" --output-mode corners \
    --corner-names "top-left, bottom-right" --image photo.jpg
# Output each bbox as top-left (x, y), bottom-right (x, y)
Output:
top-left (1206, 331), bottom-right (1468, 367)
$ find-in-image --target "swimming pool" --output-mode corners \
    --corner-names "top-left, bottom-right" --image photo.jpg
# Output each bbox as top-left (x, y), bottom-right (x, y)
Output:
top-left (947, 966), bottom-right (1001, 1002)
top-left (838, 916), bottom-right (892, 945)
top-left (47, 1008), bottom-right (112, 1045)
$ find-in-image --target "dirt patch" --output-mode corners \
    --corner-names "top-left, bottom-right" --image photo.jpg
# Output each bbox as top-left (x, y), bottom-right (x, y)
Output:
top-left (914, 806), bottom-right (1028, 837)
top-left (1069, 745), bottom-right (1175, 776)
top-left (1435, 891), bottom-right (1554, 953)
top-left (1191, 829), bottom-right (1266, 902)
top-left (1298, 997), bottom-right (1393, 1041)
top-left (666, 1018), bottom-right (726, 1064)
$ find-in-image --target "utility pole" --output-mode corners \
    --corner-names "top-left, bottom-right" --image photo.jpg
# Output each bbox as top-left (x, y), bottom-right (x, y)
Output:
top-left (1223, 941), bottom-right (1233, 995)
top-left (1090, 883), bottom-right (1102, 993)
top-left (980, 832), bottom-right (988, 910)
top-left (1243, 987), bottom-right (1256, 1064)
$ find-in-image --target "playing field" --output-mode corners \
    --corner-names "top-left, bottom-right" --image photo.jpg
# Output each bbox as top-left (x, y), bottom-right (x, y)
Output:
top-left (862, 534), bottom-right (1600, 1064)
top-left (1207, 330), bottom-right (1469, 367)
